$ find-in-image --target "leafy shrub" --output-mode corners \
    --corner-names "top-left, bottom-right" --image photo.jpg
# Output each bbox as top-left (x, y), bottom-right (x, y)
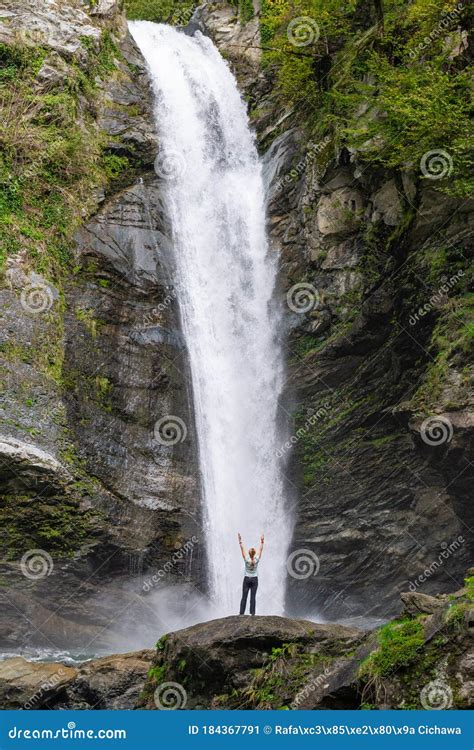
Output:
top-left (124, 0), bottom-right (198, 24)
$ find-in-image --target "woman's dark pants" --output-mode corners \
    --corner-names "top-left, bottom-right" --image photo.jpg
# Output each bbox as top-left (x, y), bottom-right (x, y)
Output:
top-left (240, 576), bottom-right (258, 615)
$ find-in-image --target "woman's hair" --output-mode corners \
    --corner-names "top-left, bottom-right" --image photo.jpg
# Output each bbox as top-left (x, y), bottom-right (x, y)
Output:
top-left (248, 547), bottom-right (257, 570)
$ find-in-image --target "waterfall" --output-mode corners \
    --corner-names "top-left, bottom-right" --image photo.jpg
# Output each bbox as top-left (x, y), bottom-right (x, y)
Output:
top-left (130, 22), bottom-right (291, 616)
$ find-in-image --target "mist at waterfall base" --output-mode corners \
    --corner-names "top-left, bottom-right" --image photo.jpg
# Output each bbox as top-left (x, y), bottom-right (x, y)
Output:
top-left (130, 21), bottom-right (293, 620)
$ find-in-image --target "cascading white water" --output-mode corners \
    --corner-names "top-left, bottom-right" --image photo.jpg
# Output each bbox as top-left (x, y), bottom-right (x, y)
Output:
top-left (130, 22), bottom-right (291, 616)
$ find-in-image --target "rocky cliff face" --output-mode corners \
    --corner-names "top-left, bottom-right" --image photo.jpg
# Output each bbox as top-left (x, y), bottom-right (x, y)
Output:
top-left (198, 1), bottom-right (473, 621)
top-left (0, 0), bottom-right (202, 651)
top-left (266, 127), bottom-right (473, 621)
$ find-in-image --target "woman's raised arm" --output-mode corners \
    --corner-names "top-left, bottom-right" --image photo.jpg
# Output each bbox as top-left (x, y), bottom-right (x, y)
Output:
top-left (238, 532), bottom-right (246, 560)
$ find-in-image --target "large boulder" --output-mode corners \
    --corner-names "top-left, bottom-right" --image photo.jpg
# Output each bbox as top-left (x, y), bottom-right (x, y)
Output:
top-left (139, 615), bottom-right (364, 709)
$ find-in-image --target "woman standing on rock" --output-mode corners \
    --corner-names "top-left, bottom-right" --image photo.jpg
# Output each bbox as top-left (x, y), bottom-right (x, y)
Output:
top-left (238, 532), bottom-right (264, 615)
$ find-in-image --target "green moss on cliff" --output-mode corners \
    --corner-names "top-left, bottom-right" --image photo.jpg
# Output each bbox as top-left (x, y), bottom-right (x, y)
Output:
top-left (0, 298), bottom-right (65, 384)
top-left (465, 575), bottom-right (474, 601)
top-left (359, 618), bottom-right (425, 679)
top-left (358, 601), bottom-right (472, 709)
top-left (0, 25), bottom-right (145, 278)
top-left (0, 42), bottom-right (100, 276)
top-left (0, 492), bottom-right (98, 560)
top-left (408, 286), bottom-right (473, 412)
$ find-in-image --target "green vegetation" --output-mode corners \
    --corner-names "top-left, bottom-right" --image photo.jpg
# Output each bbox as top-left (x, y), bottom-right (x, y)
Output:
top-left (83, 29), bottom-right (120, 76)
top-left (124, 0), bottom-right (255, 26)
top-left (443, 577), bottom-right (473, 635)
top-left (0, 26), bottom-right (140, 277)
top-left (0, 41), bottom-right (101, 276)
top-left (103, 154), bottom-right (130, 182)
top-left (236, 0), bottom-right (255, 24)
top-left (62, 366), bottom-right (114, 412)
top-left (292, 332), bottom-right (327, 358)
top-left (295, 393), bottom-right (378, 488)
top-left (465, 575), bottom-right (474, 602)
top-left (365, 433), bottom-right (402, 448)
top-left (224, 643), bottom-right (338, 709)
top-left (0, 492), bottom-right (96, 560)
top-left (145, 587), bottom-right (472, 709)
top-left (156, 634), bottom-right (169, 651)
top-left (358, 618), bottom-right (425, 679)
top-left (0, 300), bottom-right (65, 384)
top-left (410, 292), bottom-right (474, 410)
top-left (148, 664), bottom-right (168, 683)
top-left (124, 0), bottom-right (198, 24)
top-left (258, 0), bottom-right (472, 196)
top-left (0, 21), bottom-right (146, 403)
top-left (357, 589), bottom-right (473, 709)
top-left (75, 306), bottom-right (102, 339)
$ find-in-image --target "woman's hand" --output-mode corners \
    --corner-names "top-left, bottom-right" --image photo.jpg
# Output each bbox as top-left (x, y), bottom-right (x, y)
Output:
top-left (238, 532), bottom-right (242, 544)
top-left (260, 534), bottom-right (264, 544)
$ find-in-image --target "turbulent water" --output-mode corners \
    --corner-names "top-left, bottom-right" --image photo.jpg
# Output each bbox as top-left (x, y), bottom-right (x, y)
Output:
top-left (130, 22), bottom-right (290, 616)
